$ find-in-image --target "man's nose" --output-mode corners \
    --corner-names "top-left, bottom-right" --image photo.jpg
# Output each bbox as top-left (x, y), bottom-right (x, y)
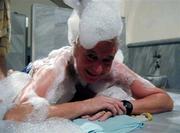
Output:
top-left (93, 63), bottom-right (103, 75)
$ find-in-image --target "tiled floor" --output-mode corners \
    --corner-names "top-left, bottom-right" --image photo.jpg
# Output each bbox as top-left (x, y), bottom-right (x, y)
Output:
top-left (133, 91), bottom-right (180, 133)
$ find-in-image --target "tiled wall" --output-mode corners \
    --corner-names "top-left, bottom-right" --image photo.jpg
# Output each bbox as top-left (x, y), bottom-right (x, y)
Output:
top-left (6, 12), bottom-right (26, 71)
top-left (127, 39), bottom-right (180, 89)
top-left (32, 4), bottom-right (72, 60)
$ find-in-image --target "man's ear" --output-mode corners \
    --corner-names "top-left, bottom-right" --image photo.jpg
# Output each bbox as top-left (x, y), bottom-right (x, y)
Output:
top-left (73, 38), bottom-right (80, 57)
top-left (73, 44), bottom-right (78, 58)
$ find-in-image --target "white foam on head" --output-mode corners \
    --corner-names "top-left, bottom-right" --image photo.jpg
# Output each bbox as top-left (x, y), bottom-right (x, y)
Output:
top-left (66, 0), bottom-right (123, 49)
top-left (68, 11), bottom-right (80, 47)
top-left (63, 0), bottom-right (81, 11)
top-left (64, 0), bottom-right (92, 13)
top-left (79, 1), bottom-right (122, 49)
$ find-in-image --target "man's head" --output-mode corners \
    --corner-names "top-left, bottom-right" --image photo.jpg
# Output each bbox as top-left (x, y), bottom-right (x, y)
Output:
top-left (64, 0), bottom-right (123, 83)
top-left (74, 38), bottom-right (118, 83)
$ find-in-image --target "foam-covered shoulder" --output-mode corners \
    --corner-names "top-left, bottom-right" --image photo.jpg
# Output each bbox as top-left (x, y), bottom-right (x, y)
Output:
top-left (114, 49), bottom-right (124, 63)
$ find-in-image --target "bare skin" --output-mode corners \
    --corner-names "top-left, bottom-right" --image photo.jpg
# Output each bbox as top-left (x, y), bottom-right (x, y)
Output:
top-left (3, 39), bottom-right (173, 122)
top-left (130, 80), bottom-right (173, 114)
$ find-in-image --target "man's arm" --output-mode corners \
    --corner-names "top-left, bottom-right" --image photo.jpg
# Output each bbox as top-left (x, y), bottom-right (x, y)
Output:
top-left (4, 65), bottom-right (59, 121)
top-left (112, 62), bottom-right (173, 115)
top-left (4, 95), bottom-right (124, 121)
top-left (130, 79), bottom-right (173, 114)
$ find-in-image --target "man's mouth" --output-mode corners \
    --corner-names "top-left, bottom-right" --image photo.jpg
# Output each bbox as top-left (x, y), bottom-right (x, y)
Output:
top-left (85, 70), bottom-right (98, 77)
top-left (86, 70), bottom-right (96, 77)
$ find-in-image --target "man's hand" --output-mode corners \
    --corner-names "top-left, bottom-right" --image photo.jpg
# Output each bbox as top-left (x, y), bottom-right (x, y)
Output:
top-left (82, 110), bottom-right (114, 121)
top-left (82, 96), bottom-right (126, 121)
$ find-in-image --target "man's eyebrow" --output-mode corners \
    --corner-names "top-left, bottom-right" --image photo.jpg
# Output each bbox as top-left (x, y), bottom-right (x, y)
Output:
top-left (106, 55), bottom-right (114, 60)
top-left (86, 50), bottom-right (96, 54)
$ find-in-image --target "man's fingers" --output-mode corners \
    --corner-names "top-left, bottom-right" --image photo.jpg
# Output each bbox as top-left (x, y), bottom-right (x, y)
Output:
top-left (114, 103), bottom-right (124, 115)
top-left (88, 111), bottom-right (106, 121)
top-left (107, 97), bottom-right (127, 115)
top-left (118, 102), bottom-right (126, 114)
top-left (98, 111), bottom-right (113, 121)
top-left (81, 115), bottom-right (90, 119)
top-left (104, 103), bottom-right (118, 116)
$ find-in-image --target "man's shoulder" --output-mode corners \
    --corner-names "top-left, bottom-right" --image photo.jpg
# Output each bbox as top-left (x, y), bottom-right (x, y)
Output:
top-left (111, 60), bottom-right (124, 71)
top-left (32, 46), bottom-right (73, 69)
top-left (48, 46), bottom-right (73, 58)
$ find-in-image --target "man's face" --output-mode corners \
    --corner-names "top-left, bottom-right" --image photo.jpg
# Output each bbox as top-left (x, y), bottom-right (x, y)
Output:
top-left (74, 39), bottom-right (117, 83)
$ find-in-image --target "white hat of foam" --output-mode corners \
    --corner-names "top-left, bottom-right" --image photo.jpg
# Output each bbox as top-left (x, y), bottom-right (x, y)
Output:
top-left (64, 0), bottom-right (123, 49)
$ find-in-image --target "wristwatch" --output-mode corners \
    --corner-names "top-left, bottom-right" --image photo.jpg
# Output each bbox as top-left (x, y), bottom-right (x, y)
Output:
top-left (121, 100), bottom-right (133, 115)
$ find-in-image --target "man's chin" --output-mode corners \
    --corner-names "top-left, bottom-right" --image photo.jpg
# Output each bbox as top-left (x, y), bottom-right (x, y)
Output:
top-left (84, 75), bottom-right (100, 83)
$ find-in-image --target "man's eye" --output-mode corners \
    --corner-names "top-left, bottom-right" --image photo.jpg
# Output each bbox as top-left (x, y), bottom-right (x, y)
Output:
top-left (102, 58), bottom-right (113, 65)
top-left (86, 54), bottom-right (98, 61)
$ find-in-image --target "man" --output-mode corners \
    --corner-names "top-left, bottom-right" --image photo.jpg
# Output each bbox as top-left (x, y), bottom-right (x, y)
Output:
top-left (3, 0), bottom-right (173, 122)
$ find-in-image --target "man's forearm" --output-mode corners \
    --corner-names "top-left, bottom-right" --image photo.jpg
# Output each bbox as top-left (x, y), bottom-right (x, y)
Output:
top-left (131, 93), bottom-right (173, 114)
top-left (48, 101), bottom-right (88, 119)
top-left (4, 101), bottom-right (87, 121)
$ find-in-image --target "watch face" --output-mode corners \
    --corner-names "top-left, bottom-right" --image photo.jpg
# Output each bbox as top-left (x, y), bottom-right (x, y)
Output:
top-left (122, 100), bottom-right (133, 115)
